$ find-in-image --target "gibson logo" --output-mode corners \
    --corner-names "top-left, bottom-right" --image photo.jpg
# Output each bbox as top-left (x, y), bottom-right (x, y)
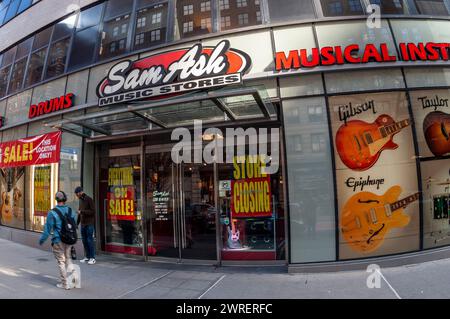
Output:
top-left (97, 40), bottom-right (251, 107)
top-left (338, 100), bottom-right (376, 125)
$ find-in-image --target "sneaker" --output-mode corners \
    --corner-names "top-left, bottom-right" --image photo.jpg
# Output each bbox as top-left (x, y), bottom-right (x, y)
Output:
top-left (56, 283), bottom-right (70, 290)
top-left (80, 258), bottom-right (89, 263)
top-left (87, 258), bottom-right (96, 265)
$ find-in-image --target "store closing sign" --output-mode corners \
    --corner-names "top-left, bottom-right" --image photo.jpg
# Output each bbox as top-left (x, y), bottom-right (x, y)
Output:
top-left (96, 40), bottom-right (252, 107)
top-left (0, 131), bottom-right (62, 168)
top-left (231, 155), bottom-right (272, 218)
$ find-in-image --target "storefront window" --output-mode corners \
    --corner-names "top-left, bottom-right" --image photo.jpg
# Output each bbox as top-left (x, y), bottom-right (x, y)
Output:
top-left (218, 129), bottom-right (285, 261)
top-left (267, 0), bottom-right (316, 23)
top-left (6, 89), bottom-right (32, 126)
top-left (284, 97), bottom-right (336, 263)
top-left (325, 68), bottom-right (405, 94)
top-left (404, 67), bottom-right (450, 88)
top-left (59, 133), bottom-right (82, 212)
top-left (316, 20), bottom-right (398, 59)
top-left (409, 89), bottom-right (450, 248)
top-left (100, 154), bottom-right (143, 255)
top-left (390, 19), bottom-right (450, 43)
top-left (0, 125), bottom-right (28, 230)
top-left (328, 92), bottom-right (420, 259)
top-left (279, 74), bottom-right (324, 98)
top-left (25, 163), bottom-right (58, 232)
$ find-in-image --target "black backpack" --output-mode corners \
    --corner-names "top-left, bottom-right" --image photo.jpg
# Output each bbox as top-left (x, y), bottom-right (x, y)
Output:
top-left (53, 207), bottom-right (78, 245)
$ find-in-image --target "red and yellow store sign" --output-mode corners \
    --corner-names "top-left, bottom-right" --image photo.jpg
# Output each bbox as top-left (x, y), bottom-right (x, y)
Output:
top-left (0, 131), bottom-right (62, 169)
top-left (107, 167), bottom-right (136, 221)
top-left (231, 155), bottom-right (272, 218)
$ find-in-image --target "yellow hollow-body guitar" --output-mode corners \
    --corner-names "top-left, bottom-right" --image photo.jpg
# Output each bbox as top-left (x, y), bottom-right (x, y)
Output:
top-left (341, 186), bottom-right (419, 253)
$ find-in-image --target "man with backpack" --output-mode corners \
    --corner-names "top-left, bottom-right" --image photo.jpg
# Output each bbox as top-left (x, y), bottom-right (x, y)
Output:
top-left (39, 191), bottom-right (78, 290)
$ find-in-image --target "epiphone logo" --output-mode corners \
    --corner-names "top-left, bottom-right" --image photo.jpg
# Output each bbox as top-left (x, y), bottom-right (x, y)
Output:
top-left (346, 176), bottom-right (385, 192)
top-left (97, 40), bottom-right (251, 107)
top-left (418, 95), bottom-right (449, 110)
top-left (338, 100), bottom-right (376, 125)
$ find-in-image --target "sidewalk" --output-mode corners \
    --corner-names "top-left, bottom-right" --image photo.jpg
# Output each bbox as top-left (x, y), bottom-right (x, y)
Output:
top-left (0, 238), bottom-right (448, 299)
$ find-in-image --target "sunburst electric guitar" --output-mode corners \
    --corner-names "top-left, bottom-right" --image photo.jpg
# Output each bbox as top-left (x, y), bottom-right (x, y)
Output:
top-left (423, 111), bottom-right (450, 157)
top-left (336, 115), bottom-right (410, 171)
top-left (341, 186), bottom-right (419, 253)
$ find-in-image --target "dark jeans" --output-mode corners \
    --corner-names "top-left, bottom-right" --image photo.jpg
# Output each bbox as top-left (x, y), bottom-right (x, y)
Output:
top-left (81, 224), bottom-right (95, 259)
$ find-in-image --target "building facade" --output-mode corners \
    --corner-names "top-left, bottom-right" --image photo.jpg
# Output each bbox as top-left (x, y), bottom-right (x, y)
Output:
top-left (0, 0), bottom-right (449, 269)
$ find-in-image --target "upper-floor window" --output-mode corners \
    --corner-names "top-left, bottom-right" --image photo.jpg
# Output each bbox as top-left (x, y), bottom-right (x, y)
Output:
top-left (184, 4), bottom-right (193, 15)
top-left (219, 0), bottom-right (230, 10)
top-left (183, 20), bottom-right (194, 33)
top-left (137, 16), bottom-right (146, 28)
top-left (200, 1), bottom-right (211, 11)
top-left (237, 0), bottom-right (248, 7)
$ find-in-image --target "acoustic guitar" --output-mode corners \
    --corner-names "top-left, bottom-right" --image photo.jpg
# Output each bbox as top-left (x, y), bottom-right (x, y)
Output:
top-left (336, 115), bottom-right (410, 171)
top-left (423, 111), bottom-right (450, 157)
top-left (341, 186), bottom-right (419, 253)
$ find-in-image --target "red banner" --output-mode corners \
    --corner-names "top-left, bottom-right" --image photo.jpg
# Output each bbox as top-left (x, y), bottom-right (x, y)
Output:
top-left (231, 177), bottom-right (272, 218)
top-left (0, 131), bottom-right (62, 169)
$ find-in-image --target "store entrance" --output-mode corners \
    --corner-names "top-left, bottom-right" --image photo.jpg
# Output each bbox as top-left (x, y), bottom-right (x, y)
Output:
top-left (146, 150), bottom-right (217, 261)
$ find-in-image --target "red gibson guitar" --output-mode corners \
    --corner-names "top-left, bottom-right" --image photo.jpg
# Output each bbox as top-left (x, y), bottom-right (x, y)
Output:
top-left (336, 115), bottom-right (410, 171)
top-left (423, 111), bottom-right (450, 157)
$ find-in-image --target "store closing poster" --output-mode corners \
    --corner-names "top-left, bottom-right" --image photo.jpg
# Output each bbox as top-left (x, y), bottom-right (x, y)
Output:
top-left (329, 92), bottom-right (420, 259)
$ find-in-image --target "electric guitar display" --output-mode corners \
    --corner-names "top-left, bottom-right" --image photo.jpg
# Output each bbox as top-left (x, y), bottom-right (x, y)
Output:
top-left (423, 111), bottom-right (450, 157)
top-left (341, 186), bottom-right (419, 253)
top-left (336, 115), bottom-right (410, 171)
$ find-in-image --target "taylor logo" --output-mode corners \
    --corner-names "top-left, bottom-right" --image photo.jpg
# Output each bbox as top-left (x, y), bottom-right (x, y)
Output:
top-left (97, 40), bottom-right (251, 107)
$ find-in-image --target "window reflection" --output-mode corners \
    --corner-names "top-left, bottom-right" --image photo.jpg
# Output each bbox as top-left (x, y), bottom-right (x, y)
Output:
top-left (175, 0), bottom-right (213, 39)
top-left (133, 3), bottom-right (168, 50)
top-left (99, 14), bottom-right (131, 60)
top-left (45, 38), bottom-right (70, 79)
top-left (321, 0), bottom-right (364, 16)
top-left (219, 0), bottom-right (262, 31)
top-left (415, 0), bottom-right (450, 15)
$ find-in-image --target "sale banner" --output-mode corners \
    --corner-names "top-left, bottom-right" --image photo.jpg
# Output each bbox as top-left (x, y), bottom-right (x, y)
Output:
top-left (0, 131), bottom-right (62, 169)
top-left (107, 167), bottom-right (136, 221)
top-left (34, 166), bottom-right (51, 217)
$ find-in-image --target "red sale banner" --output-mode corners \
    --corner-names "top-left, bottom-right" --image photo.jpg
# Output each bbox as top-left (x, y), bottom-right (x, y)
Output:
top-left (0, 131), bottom-right (62, 169)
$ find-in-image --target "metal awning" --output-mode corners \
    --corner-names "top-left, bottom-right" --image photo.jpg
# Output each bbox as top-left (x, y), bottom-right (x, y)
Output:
top-left (45, 87), bottom-right (277, 141)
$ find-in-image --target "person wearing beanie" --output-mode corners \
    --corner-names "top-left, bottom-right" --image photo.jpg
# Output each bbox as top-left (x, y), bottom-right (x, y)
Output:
top-left (39, 191), bottom-right (78, 290)
top-left (75, 187), bottom-right (96, 265)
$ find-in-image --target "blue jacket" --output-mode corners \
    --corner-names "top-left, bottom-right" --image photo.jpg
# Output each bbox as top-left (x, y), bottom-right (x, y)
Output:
top-left (39, 205), bottom-right (78, 245)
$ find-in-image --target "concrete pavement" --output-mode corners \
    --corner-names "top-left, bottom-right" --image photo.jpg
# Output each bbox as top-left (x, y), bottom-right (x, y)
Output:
top-left (0, 238), bottom-right (447, 299)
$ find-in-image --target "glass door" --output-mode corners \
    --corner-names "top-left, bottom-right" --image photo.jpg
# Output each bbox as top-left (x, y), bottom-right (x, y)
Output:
top-left (145, 151), bottom-right (218, 261)
top-left (180, 162), bottom-right (217, 260)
